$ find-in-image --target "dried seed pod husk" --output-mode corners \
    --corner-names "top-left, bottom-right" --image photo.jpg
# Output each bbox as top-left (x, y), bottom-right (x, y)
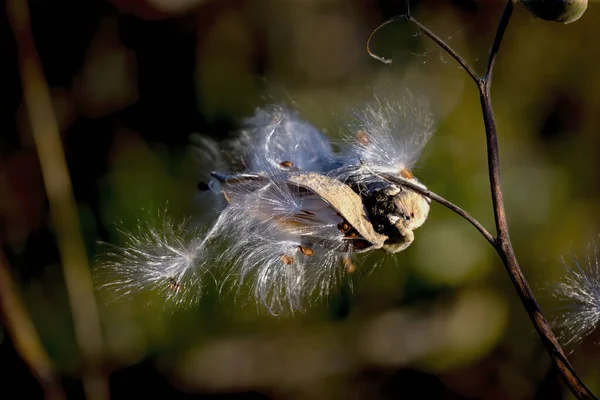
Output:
top-left (287, 173), bottom-right (388, 249)
top-left (522, 0), bottom-right (587, 24)
top-left (381, 229), bottom-right (414, 253)
top-left (211, 173), bottom-right (268, 204)
top-left (214, 171), bottom-right (389, 249)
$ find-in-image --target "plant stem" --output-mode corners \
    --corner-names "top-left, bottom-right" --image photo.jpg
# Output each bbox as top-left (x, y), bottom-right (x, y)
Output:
top-left (479, 2), bottom-right (595, 399)
top-left (367, 15), bottom-right (480, 84)
top-left (380, 174), bottom-right (495, 246)
top-left (6, 1), bottom-right (109, 399)
top-left (368, 1), bottom-right (597, 398)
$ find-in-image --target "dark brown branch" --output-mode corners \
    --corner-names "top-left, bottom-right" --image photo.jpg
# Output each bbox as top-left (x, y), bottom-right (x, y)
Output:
top-left (368, 1), bottom-right (597, 398)
top-left (479, 2), bottom-right (596, 399)
top-left (480, 0), bottom-right (514, 241)
top-left (380, 174), bottom-right (495, 247)
top-left (482, 0), bottom-right (514, 91)
top-left (409, 16), bottom-right (480, 85)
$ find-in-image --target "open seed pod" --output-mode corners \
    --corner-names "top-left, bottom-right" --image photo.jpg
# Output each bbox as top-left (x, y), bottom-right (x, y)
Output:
top-left (214, 171), bottom-right (423, 254)
top-left (288, 173), bottom-right (388, 249)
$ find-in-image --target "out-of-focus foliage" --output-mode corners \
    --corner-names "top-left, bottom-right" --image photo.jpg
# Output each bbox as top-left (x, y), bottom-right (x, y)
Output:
top-left (2, 0), bottom-right (600, 398)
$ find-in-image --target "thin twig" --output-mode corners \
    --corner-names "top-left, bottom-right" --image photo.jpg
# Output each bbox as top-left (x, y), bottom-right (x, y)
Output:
top-left (0, 250), bottom-right (65, 400)
top-left (367, 15), bottom-right (480, 84)
top-left (367, 1), bottom-right (597, 398)
top-left (408, 16), bottom-right (480, 85)
top-left (367, 16), bottom-right (403, 65)
top-left (479, 0), bottom-right (514, 240)
top-left (380, 174), bottom-right (495, 247)
top-left (6, 1), bottom-right (109, 399)
top-left (482, 1), bottom-right (514, 90)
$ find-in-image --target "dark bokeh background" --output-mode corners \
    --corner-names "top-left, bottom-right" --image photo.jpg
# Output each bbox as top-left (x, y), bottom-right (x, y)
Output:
top-left (2, 0), bottom-right (600, 399)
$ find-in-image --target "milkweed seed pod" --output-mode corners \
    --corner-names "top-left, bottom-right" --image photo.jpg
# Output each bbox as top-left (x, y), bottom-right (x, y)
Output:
top-left (522, 0), bottom-right (587, 24)
top-left (94, 91), bottom-right (436, 314)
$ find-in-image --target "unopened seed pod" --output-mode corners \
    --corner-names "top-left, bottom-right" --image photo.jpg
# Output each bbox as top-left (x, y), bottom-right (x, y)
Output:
top-left (522, 0), bottom-right (587, 24)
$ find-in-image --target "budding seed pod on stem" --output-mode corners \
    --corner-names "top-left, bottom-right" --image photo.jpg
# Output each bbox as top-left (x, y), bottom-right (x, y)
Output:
top-left (522, 0), bottom-right (587, 24)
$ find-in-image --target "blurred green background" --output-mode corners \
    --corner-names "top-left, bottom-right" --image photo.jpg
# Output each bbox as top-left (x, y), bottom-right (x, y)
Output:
top-left (2, 0), bottom-right (600, 399)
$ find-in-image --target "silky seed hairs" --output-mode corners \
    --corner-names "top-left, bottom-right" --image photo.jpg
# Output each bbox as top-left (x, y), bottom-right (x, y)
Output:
top-left (94, 91), bottom-right (436, 314)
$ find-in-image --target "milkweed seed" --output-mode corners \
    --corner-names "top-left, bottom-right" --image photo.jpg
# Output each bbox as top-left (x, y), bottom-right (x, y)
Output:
top-left (298, 246), bottom-right (315, 256)
top-left (337, 222), bottom-right (351, 233)
top-left (356, 130), bottom-right (369, 146)
top-left (344, 257), bottom-right (356, 273)
top-left (281, 255), bottom-right (295, 265)
top-left (400, 168), bottom-right (413, 179)
top-left (168, 277), bottom-right (181, 291)
top-left (345, 230), bottom-right (358, 239)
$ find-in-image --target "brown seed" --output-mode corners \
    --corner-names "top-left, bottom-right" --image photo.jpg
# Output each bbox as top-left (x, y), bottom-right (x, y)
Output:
top-left (356, 130), bottom-right (369, 146)
top-left (280, 160), bottom-right (294, 168)
top-left (281, 255), bottom-right (295, 265)
top-left (344, 257), bottom-right (356, 274)
top-left (400, 168), bottom-right (413, 179)
top-left (168, 277), bottom-right (180, 291)
top-left (300, 209), bottom-right (316, 216)
top-left (337, 222), bottom-right (351, 233)
top-left (298, 246), bottom-right (315, 256)
top-left (345, 230), bottom-right (358, 239)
